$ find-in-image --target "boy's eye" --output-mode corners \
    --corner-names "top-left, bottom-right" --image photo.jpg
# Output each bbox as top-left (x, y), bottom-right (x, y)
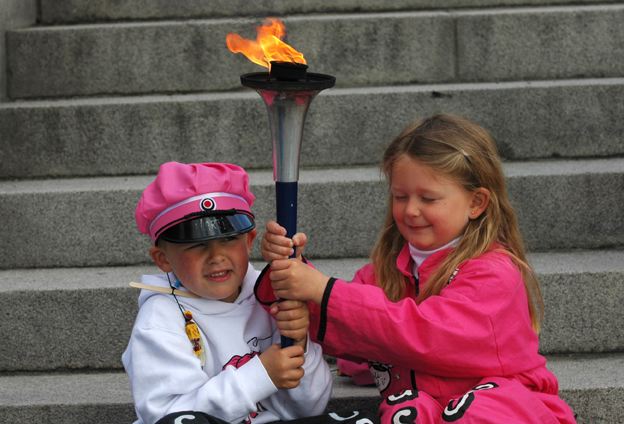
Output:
top-left (187, 243), bottom-right (207, 250)
top-left (392, 194), bottom-right (408, 201)
top-left (221, 236), bottom-right (238, 242)
top-left (421, 197), bottom-right (436, 203)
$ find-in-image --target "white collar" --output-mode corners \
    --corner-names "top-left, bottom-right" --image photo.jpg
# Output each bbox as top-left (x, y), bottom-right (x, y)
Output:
top-left (409, 237), bottom-right (460, 274)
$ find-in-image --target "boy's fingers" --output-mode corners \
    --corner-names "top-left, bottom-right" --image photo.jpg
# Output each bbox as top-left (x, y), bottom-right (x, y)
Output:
top-left (281, 345), bottom-right (305, 358)
top-left (266, 220), bottom-right (287, 236)
top-left (264, 231), bottom-right (293, 246)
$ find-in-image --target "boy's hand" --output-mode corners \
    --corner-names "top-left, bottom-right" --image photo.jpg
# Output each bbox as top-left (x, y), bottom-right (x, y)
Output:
top-left (270, 259), bottom-right (328, 305)
top-left (271, 300), bottom-right (309, 349)
top-left (261, 220), bottom-right (307, 261)
top-left (260, 344), bottom-right (305, 389)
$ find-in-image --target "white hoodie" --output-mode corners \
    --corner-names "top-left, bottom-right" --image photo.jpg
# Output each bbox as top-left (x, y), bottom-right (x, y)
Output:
top-left (122, 263), bottom-right (332, 424)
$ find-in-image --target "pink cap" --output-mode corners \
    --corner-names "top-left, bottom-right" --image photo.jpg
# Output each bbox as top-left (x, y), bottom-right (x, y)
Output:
top-left (135, 162), bottom-right (255, 242)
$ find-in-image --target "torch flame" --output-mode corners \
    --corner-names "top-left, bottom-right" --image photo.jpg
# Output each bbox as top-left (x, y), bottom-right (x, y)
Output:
top-left (226, 18), bottom-right (306, 69)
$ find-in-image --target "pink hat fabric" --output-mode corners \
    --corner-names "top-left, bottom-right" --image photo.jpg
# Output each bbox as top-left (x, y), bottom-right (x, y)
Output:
top-left (136, 162), bottom-right (255, 242)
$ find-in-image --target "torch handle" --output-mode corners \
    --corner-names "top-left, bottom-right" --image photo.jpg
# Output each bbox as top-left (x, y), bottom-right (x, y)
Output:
top-left (275, 181), bottom-right (298, 348)
top-left (275, 181), bottom-right (298, 241)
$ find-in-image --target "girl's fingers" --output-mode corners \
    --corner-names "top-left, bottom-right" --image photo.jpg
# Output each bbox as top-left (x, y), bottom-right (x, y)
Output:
top-left (291, 233), bottom-right (307, 259)
top-left (276, 300), bottom-right (304, 310)
top-left (269, 259), bottom-right (292, 271)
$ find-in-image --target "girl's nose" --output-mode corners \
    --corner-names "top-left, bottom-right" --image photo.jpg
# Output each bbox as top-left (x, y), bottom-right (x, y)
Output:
top-left (406, 198), bottom-right (421, 217)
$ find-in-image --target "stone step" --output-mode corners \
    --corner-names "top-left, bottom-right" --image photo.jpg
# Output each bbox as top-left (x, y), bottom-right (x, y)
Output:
top-left (0, 353), bottom-right (621, 423)
top-left (0, 159), bottom-right (622, 269)
top-left (1, 78), bottom-right (623, 179)
top-left (0, 251), bottom-right (622, 372)
top-left (38, 0), bottom-right (624, 23)
top-left (7, 5), bottom-right (624, 99)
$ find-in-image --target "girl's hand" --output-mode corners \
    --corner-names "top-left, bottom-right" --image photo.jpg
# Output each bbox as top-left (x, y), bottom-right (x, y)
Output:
top-left (271, 300), bottom-right (309, 349)
top-left (261, 220), bottom-right (307, 261)
top-left (259, 344), bottom-right (305, 389)
top-left (270, 259), bottom-right (328, 305)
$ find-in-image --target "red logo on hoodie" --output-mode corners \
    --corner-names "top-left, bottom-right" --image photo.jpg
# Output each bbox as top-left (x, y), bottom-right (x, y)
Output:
top-left (223, 352), bottom-right (263, 423)
top-left (223, 352), bottom-right (258, 369)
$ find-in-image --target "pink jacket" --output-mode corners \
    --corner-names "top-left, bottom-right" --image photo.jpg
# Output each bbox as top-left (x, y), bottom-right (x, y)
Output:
top-left (316, 245), bottom-right (552, 394)
top-left (255, 244), bottom-right (575, 422)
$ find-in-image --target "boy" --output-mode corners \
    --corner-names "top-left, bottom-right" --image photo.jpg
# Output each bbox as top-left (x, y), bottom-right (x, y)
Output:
top-left (122, 162), bottom-right (332, 424)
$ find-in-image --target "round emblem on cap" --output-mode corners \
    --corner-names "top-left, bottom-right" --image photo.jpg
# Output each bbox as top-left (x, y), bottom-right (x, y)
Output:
top-left (200, 197), bottom-right (216, 211)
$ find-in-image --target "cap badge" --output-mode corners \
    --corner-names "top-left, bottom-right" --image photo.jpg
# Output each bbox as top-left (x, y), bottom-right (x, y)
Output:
top-left (200, 197), bottom-right (216, 211)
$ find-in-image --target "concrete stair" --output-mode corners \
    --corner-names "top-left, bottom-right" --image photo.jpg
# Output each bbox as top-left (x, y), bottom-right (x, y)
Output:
top-left (1, 0), bottom-right (623, 422)
top-left (2, 354), bottom-right (623, 423)
top-left (7, 5), bottom-right (624, 99)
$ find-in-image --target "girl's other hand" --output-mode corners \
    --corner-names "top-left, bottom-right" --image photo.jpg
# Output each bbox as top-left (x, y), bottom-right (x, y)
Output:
top-left (271, 300), bottom-right (309, 349)
top-left (261, 220), bottom-right (307, 261)
top-left (270, 259), bottom-right (328, 305)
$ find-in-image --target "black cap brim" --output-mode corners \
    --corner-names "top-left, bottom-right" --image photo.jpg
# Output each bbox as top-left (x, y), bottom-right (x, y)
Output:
top-left (157, 212), bottom-right (255, 243)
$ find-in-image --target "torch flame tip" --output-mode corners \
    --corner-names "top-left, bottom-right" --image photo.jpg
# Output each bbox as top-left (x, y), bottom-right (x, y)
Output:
top-left (226, 18), bottom-right (306, 70)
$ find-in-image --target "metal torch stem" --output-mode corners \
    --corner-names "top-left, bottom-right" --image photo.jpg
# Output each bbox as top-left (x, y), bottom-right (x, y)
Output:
top-left (243, 68), bottom-right (335, 347)
top-left (258, 89), bottom-right (316, 348)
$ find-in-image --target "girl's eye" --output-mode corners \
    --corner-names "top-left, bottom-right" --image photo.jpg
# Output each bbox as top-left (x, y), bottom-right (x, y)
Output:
top-left (393, 194), bottom-right (408, 201)
top-left (421, 197), bottom-right (436, 203)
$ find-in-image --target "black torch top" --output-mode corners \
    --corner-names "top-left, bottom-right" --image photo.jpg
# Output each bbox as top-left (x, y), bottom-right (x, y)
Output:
top-left (241, 61), bottom-right (335, 91)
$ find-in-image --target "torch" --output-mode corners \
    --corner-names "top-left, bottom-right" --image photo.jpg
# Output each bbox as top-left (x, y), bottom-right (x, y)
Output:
top-left (227, 19), bottom-right (335, 347)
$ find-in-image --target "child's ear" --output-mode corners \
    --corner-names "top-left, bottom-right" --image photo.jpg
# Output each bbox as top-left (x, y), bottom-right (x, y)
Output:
top-left (149, 245), bottom-right (173, 273)
top-left (246, 229), bottom-right (258, 252)
top-left (469, 188), bottom-right (491, 219)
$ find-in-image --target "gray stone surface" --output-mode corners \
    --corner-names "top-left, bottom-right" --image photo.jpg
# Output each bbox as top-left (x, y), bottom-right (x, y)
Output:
top-left (39, 0), bottom-right (624, 23)
top-left (1, 354), bottom-right (622, 423)
top-left (0, 159), bottom-right (622, 269)
top-left (7, 13), bottom-right (455, 98)
top-left (2, 79), bottom-right (624, 179)
top-left (547, 353), bottom-right (624, 423)
top-left (8, 6), bottom-right (624, 98)
top-left (0, 251), bottom-right (622, 371)
top-left (535, 251), bottom-right (624, 353)
top-left (0, 0), bottom-right (36, 101)
top-left (457, 5), bottom-right (624, 82)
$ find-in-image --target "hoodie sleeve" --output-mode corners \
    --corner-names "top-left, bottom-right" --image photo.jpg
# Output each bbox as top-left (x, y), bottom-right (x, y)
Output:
top-left (122, 296), bottom-right (277, 424)
top-left (314, 252), bottom-right (543, 378)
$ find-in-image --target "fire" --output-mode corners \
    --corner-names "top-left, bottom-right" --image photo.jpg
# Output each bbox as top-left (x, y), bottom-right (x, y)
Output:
top-left (226, 18), bottom-right (306, 69)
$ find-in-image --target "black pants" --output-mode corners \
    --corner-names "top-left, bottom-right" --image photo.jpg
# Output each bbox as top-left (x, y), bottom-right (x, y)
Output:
top-left (156, 410), bottom-right (379, 424)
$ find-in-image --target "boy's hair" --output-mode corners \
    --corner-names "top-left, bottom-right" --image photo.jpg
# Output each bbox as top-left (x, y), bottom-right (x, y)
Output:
top-left (371, 114), bottom-right (544, 332)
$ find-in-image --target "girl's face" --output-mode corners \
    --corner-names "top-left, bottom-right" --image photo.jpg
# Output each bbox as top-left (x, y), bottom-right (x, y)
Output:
top-left (151, 231), bottom-right (256, 302)
top-left (390, 155), bottom-right (484, 251)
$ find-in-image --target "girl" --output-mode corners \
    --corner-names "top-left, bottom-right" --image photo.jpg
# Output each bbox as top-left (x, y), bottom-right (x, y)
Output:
top-left (257, 115), bottom-right (576, 423)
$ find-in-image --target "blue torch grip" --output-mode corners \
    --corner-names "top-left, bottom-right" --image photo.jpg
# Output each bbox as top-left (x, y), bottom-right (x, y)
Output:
top-left (275, 181), bottom-right (298, 348)
top-left (275, 181), bottom-right (298, 242)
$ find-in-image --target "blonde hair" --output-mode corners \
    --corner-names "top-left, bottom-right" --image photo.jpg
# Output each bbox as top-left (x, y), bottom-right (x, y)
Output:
top-left (370, 114), bottom-right (544, 332)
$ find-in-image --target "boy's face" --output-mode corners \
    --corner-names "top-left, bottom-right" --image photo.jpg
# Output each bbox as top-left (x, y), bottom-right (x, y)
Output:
top-left (150, 230), bottom-right (256, 303)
